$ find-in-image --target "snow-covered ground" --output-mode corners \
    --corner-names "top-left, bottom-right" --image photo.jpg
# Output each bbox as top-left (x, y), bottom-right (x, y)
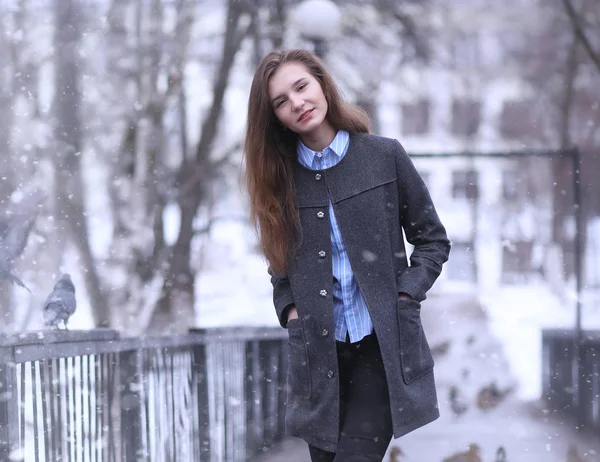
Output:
top-left (259, 291), bottom-right (600, 462)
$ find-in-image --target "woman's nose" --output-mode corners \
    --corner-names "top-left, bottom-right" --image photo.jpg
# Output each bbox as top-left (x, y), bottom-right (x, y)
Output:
top-left (290, 95), bottom-right (304, 110)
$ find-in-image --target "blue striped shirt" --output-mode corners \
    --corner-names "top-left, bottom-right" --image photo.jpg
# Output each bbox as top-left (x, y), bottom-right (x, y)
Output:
top-left (297, 130), bottom-right (374, 343)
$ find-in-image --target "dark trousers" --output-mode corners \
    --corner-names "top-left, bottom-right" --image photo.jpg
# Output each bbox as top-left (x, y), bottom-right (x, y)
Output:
top-left (308, 333), bottom-right (393, 462)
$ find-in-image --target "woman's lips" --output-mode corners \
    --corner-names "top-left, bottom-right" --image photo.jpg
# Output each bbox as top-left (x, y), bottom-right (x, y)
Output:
top-left (298, 109), bottom-right (314, 122)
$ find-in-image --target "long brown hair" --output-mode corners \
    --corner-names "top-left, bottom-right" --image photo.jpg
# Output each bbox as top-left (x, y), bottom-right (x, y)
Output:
top-left (244, 49), bottom-right (370, 274)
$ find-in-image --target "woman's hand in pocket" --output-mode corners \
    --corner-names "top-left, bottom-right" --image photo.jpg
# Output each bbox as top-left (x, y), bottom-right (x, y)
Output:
top-left (287, 306), bottom-right (298, 322)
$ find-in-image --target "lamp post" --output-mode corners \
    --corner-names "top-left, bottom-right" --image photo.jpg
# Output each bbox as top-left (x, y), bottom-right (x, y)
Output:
top-left (292, 0), bottom-right (341, 59)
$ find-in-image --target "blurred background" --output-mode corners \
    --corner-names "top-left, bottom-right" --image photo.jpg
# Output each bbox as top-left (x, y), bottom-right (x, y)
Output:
top-left (1, 0), bottom-right (600, 460)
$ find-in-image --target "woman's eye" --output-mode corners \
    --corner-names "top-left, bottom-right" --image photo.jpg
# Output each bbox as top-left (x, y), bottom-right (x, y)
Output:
top-left (276, 99), bottom-right (285, 108)
top-left (298, 83), bottom-right (307, 91)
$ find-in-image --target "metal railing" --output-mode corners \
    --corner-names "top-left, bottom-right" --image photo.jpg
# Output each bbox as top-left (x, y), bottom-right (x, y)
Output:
top-left (542, 328), bottom-right (600, 433)
top-left (0, 327), bottom-right (289, 461)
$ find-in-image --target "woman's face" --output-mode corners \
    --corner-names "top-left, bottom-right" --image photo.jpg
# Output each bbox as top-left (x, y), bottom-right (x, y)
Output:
top-left (267, 62), bottom-right (329, 136)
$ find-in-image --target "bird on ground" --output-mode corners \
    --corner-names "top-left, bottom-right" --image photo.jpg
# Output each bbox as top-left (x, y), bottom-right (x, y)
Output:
top-left (495, 445), bottom-right (507, 461)
top-left (567, 443), bottom-right (586, 462)
top-left (43, 273), bottom-right (77, 329)
top-left (449, 385), bottom-right (468, 417)
top-left (443, 443), bottom-right (481, 462)
top-left (388, 445), bottom-right (404, 462)
top-left (0, 189), bottom-right (46, 291)
top-left (476, 381), bottom-right (515, 410)
top-left (430, 340), bottom-right (451, 359)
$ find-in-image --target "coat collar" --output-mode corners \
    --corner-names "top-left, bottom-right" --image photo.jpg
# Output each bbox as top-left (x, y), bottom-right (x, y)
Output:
top-left (293, 132), bottom-right (397, 208)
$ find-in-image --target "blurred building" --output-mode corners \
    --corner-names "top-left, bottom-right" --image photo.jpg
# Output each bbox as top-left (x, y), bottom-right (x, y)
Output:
top-left (377, 0), bottom-right (560, 292)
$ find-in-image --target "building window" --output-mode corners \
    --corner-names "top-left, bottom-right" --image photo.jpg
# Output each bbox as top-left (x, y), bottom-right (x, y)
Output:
top-left (401, 99), bottom-right (430, 135)
top-left (451, 99), bottom-right (481, 137)
top-left (452, 169), bottom-right (479, 200)
top-left (446, 241), bottom-right (476, 282)
top-left (500, 100), bottom-right (538, 140)
top-left (502, 169), bottom-right (527, 201)
top-left (501, 240), bottom-right (533, 284)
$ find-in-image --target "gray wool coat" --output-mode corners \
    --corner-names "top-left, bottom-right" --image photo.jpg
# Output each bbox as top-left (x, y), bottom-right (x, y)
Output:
top-left (269, 132), bottom-right (451, 452)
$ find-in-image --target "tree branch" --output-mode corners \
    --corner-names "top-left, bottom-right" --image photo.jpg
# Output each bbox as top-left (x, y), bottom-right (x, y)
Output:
top-left (562, 0), bottom-right (600, 74)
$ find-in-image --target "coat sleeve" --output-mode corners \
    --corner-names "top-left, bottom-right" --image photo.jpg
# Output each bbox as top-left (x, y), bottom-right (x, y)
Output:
top-left (268, 266), bottom-right (296, 328)
top-left (394, 140), bottom-right (451, 302)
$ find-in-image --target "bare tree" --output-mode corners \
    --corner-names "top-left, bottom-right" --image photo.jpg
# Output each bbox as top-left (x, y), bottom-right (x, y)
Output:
top-left (562, 0), bottom-right (600, 73)
top-left (146, 0), bottom-right (253, 332)
top-left (0, 0), bottom-right (50, 329)
top-left (52, 0), bottom-right (109, 327)
top-left (0, 5), bottom-right (20, 324)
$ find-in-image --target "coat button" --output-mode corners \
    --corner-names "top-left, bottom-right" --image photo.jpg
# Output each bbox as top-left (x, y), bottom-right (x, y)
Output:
top-left (315, 173), bottom-right (322, 181)
top-left (321, 328), bottom-right (329, 337)
top-left (319, 289), bottom-right (327, 297)
top-left (318, 250), bottom-right (326, 258)
top-left (316, 211), bottom-right (325, 219)
top-left (327, 370), bottom-right (334, 378)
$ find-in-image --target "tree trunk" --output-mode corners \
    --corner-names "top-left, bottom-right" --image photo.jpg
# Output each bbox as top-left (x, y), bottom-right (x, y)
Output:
top-left (53, 0), bottom-right (109, 328)
top-left (0, 2), bottom-right (26, 328)
top-left (146, 0), bottom-right (251, 332)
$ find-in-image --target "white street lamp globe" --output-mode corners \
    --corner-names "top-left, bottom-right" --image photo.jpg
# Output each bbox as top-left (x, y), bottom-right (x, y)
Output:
top-left (292, 0), bottom-right (342, 41)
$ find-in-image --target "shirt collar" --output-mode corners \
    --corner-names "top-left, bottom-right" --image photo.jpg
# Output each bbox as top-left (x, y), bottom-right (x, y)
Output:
top-left (297, 130), bottom-right (349, 166)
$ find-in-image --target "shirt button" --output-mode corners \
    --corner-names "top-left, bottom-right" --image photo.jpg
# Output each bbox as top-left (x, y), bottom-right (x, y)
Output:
top-left (318, 250), bottom-right (326, 258)
top-left (327, 370), bottom-right (335, 379)
top-left (319, 289), bottom-right (327, 297)
top-left (316, 152), bottom-right (323, 158)
top-left (321, 328), bottom-right (329, 337)
top-left (316, 211), bottom-right (325, 219)
top-left (315, 173), bottom-right (322, 181)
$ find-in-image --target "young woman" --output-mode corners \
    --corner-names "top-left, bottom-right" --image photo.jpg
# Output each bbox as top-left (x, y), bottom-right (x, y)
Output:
top-left (244, 49), bottom-right (451, 461)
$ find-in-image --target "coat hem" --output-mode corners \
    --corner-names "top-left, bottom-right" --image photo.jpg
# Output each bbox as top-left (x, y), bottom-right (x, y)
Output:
top-left (285, 430), bottom-right (338, 453)
top-left (392, 408), bottom-right (440, 439)
top-left (285, 409), bottom-right (440, 453)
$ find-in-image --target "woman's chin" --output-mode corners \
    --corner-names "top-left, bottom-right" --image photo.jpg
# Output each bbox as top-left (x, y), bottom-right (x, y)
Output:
top-left (295, 118), bottom-right (324, 136)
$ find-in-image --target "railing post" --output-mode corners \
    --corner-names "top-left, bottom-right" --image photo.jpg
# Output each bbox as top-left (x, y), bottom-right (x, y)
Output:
top-left (192, 343), bottom-right (211, 459)
top-left (119, 349), bottom-right (144, 461)
top-left (541, 331), bottom-right (550, 400)
top-left (263, 341), bottom-right (279, 448)
top-left (245, 339), bottom-right (263, 457)
top-left (277, 339), bottom-right (289, 441)
top-left (0, 348), bottom-right (19, 460)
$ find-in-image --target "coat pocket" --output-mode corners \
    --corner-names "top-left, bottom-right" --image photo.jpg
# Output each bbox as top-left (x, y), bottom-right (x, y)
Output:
top-left (397, 298), bottom-right (434, 384)
top-left (287, 319), bottom-right (311, 398)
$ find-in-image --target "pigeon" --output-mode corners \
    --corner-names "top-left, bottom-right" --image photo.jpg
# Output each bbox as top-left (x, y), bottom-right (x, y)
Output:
top-left (449, 385), bottom-right (468, 417)
top-left (0, 189), bottom-right (46, 291)
top-left (476, 381), bottom-right (515, 410)
top-left (443, 443), bottom-right (481, 462)
top-left (43, 273), bottom-right (77, 329)
top-left (388, 446), bottom-right (404, 462)
top-left (495, 445), bottom-right (507, 462)
top-left (430, 339), bottom-right (451, 359)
